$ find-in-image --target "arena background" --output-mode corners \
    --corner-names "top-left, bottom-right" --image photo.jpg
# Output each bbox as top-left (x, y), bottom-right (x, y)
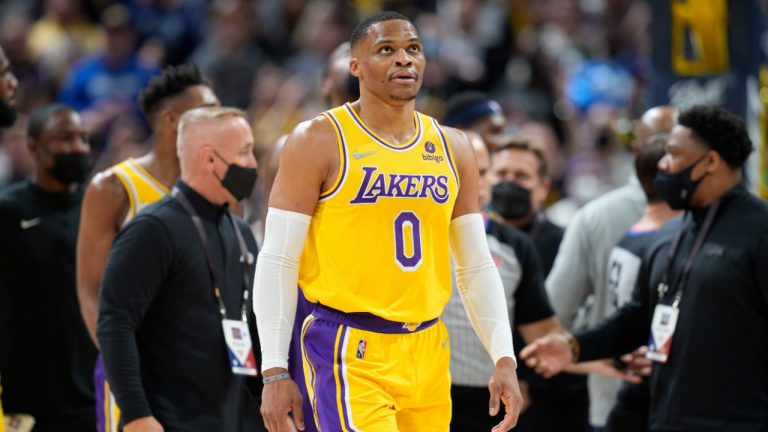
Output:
top-left (0, 0), bottom-right (766, 215)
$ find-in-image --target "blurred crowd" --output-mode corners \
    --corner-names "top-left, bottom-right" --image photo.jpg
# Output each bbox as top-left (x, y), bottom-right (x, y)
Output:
top-left (0, 0), bottom-right (662, 221)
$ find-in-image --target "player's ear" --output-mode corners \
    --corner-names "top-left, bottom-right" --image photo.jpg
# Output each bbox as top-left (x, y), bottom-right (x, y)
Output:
top-left (349, 58), bottom-right (362, 80)
top-left (704, 150), bottom-right (722, 174)
top-left (161, 109), bottom-right (179, 131)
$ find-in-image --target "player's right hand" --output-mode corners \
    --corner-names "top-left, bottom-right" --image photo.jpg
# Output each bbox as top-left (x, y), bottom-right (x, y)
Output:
top-left (260, 370), bottom-right (305, 432)
top-left (519, 333), bottom-right (573, 377)
top-left (124, 416), bottom-right (164, 432)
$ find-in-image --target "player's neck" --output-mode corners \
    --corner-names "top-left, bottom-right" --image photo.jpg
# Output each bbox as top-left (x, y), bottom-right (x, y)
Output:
top-left (353, 95), bottom-right (416, 146)
top-left (140, 138), bottom-right (180, 188)
top-left (637, 201), bottom-right (679, 230)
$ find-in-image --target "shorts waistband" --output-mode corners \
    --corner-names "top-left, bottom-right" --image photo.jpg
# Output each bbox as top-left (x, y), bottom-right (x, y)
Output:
top-left (312, 303), bottom-right (438, 334)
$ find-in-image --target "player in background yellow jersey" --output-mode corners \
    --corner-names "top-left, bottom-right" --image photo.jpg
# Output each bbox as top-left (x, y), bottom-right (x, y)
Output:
top-left (255, 11), bottom-right (522, 432)
top-left (76, 65), bottom-right (219, 432)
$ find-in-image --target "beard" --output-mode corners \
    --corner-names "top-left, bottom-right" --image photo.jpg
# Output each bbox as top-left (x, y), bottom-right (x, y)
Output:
top-left (0, 99), bottom-right (17, 127)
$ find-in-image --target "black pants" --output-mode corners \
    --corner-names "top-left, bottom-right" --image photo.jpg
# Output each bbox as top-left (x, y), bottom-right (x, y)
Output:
top-left (513, 374), bottom-right (590, 432)
top-left (451, 385), bottom-right (506, 431)
top-left (605, 400), bottom-right (649, 432)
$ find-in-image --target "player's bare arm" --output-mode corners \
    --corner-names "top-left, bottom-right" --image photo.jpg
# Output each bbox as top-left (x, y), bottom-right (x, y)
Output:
top-left (444, 126), bottom-right (480, 219)
top-left (268, 116), bottom-right (338, 215)
top-left (76, 170), bottom-right (129, 346)
top-left (256, 115), bottom-right (338, 432)
top-left (445, 126), bottom-right (524, 431)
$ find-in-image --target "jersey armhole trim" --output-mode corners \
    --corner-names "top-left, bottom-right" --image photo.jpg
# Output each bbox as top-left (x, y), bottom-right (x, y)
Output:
top-left (319, 112), bottom-right (348, 201)
top-left (110, 165), bottom-right (137, 221)
top-left (433, 119), bottom-right (460, 189)
top-left (127, 158), bottom-right (171, 195)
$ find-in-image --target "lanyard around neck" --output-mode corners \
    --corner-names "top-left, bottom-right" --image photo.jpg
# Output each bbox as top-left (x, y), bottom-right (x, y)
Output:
top-left (657, 200), bottom-right (720, 308)
top-left (173, 187), bottom-right (253, 321)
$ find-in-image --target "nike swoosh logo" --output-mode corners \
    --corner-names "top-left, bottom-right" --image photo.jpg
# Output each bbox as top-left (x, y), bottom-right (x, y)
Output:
top-left (352, 150), bottom-right (377, 159)
top-left (20, 218), bottom-right (41, 230)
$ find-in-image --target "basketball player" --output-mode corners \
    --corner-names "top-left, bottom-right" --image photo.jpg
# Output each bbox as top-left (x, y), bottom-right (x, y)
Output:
top-left (255, 11), bottom-right (522, 432)
top-left (76, 65), bottom-right (219, 432)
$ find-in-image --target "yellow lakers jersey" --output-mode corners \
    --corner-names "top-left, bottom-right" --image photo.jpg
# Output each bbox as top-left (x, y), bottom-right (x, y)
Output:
top-left (108, 158), bottom-right (170, 226)
top-left (299, 103), bottom-right (460, 323)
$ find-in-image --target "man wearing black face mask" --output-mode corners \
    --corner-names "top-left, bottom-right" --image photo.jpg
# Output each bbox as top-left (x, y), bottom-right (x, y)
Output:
top-left (521, 105), bottom-right (768, 431)
top-left (490, 139), bottom-right (590, 432)
top-left (490, 139), bottom-right (563, 277)
top-left (97, 107), bottom-right (264, 432)
top-left (0, 104), bottom-right (98, 431)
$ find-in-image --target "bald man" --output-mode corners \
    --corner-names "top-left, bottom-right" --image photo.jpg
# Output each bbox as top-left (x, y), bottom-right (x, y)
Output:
top-left (545, 106), bottom-right (679, 429)
top-left (97, 107), bottom-right (264, 432)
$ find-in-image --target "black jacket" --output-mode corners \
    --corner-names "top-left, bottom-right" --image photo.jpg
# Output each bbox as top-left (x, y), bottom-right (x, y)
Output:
top-left (578, 185), bottom-right (768, 431)
top-left (0, 180), bottom-right (97, 431)
top-left (97, 181), bottom-right (262, 432)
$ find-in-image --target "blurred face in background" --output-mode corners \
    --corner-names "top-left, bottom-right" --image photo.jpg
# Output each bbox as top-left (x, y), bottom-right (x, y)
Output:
top-left (0, 46), bottom-right (18, 127)
top-left (490, 146), bottom-right (550, 223)
top-left (32, 109), bottom-right (91, 185)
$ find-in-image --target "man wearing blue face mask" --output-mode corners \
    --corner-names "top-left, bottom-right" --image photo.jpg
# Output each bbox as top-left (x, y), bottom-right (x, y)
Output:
top-left (521, 105), bottom-right (768, 432)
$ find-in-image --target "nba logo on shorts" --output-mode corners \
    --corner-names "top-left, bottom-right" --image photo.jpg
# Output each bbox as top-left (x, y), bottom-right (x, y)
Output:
top-left (356, 340), bottom-right (367, 359)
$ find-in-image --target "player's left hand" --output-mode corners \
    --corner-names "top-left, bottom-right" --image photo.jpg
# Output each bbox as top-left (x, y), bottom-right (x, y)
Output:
top-left (488, 356), bottom-right (523, 432)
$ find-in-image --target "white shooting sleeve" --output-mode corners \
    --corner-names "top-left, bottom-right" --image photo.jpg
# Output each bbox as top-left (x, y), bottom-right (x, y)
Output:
top-left (450, 213), bottom-right (516, 366)
top-left (253, 207), bottom-right (312, 371)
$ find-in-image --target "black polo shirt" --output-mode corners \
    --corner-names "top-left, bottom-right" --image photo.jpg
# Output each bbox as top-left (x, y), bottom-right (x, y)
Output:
top-left (577, 185), bottom-right (768, 431)
top-left (0, 180), bottom-right (97, 431)
top-left (97, 180), bottom-right (261, 431)
top-left (521, 213), bottom-right (564, 277)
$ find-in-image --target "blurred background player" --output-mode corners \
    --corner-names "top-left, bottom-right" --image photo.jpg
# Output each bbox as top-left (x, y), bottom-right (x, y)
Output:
top-left (76, 64), bottom-right (219, 432)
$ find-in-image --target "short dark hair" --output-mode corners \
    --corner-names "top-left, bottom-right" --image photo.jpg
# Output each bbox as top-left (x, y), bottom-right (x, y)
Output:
top-left (678, 105), bottom-right (753, 168)
top-left (635, 133), bottom-right (668, 202)
top-left (350, 11), bottom-right (413, 49)
top-left (138, 64), bottom-right (206, 120)
top-left (494, 138), bottom-right (549, 179)
top-left (27, 103), bottom-right (74, 140)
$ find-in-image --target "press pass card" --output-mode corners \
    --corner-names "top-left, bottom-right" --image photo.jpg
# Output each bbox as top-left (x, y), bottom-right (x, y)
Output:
top-left (646, 304), bottom-right (679, 363)
top-left (222, 319), bottom-right (258, 376)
